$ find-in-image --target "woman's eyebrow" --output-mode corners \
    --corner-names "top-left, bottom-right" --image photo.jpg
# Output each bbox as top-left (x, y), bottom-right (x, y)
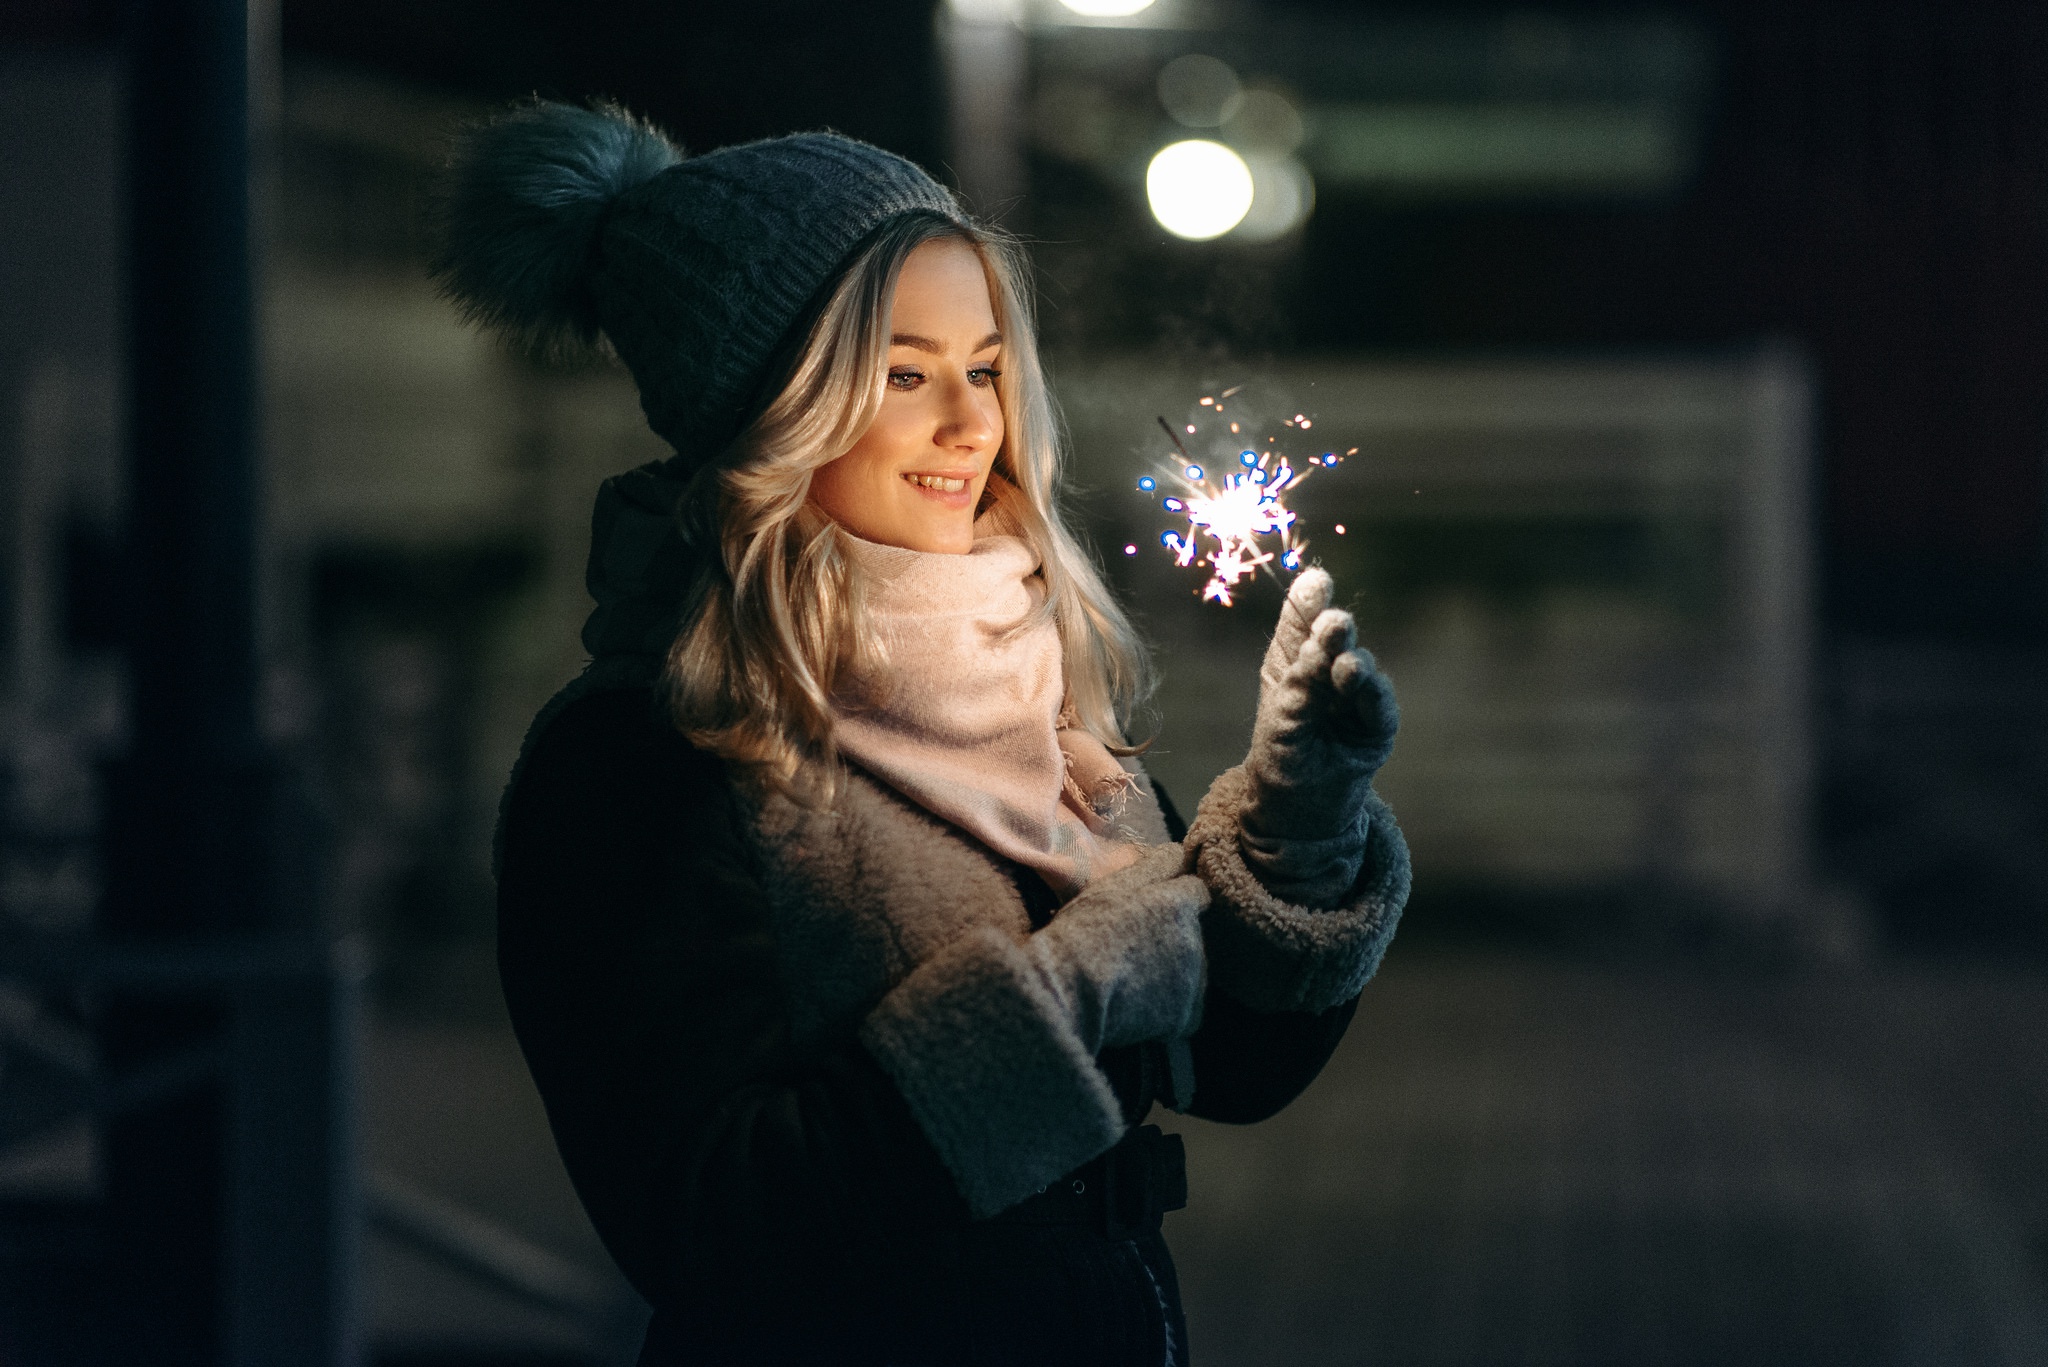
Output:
top-left (889, 331), bottom-right (1004, 354)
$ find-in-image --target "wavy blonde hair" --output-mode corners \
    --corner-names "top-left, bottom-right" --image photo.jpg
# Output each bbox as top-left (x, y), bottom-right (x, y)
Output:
top-left (663, 211), bottom-right (1151, 799)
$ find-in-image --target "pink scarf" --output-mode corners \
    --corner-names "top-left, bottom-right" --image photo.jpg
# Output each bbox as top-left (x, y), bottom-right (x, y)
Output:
top-left (831, 528), bottom-right (1145, 900)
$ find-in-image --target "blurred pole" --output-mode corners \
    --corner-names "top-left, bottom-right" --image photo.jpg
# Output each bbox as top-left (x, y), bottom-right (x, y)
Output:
top-left (936, 0), bottom-right (1028, 225)
top-left (226, 942), bottom-right (364, 1367)
top-left (105, 0), bottom-right (359, 1363)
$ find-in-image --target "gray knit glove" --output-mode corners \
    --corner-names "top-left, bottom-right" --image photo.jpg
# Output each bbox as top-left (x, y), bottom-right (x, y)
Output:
top-left (1239, 569), bottom-right (1400, 907)
top-left (1023, 842), bottom-right (1209, 1052)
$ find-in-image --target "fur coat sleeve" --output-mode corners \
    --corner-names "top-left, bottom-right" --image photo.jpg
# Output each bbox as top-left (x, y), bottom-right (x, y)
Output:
top-left (496, 686), bottom-right (1363, 1311)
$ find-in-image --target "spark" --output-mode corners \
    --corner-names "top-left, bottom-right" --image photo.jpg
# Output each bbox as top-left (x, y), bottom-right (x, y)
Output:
top-left (1140, 403), bottom-right (1348, 605)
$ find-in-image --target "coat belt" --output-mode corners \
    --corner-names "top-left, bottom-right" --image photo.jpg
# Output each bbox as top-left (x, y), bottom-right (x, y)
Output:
top-left (988, 1124), bottom-right (1188, 1240)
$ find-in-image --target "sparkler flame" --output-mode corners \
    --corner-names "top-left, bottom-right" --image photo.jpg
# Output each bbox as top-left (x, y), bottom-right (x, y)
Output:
top-left (1140, 402), bottom-right (1341, 606)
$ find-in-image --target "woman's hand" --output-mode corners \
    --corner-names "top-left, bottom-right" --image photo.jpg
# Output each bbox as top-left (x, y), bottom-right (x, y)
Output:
top-left (1237, 568), bottom-right (1399, 906)
top-left (1022, 842), bottom-right (1209, 1053)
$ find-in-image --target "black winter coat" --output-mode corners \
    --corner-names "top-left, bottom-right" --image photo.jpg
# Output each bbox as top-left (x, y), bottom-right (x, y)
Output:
top-left (496, 686), bottom-right (1385, 1366)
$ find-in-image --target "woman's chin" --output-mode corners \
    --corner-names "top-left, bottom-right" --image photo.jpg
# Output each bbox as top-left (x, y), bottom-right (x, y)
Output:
top-left (902, 523), bottom-right (975, 555)
top-left (879, 501), bottom-right (975, 554)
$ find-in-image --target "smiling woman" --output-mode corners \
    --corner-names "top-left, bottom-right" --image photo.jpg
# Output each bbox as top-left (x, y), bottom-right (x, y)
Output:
top-left (807, 238), bottom-right (1005, 555)
top-left (436, 98), bottom-right (1408, 1367)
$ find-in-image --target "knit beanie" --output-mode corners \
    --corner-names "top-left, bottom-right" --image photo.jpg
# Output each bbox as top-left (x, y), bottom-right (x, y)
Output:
top-left (432, 101), bottom-right (968, 665)
top-left (432, 100), bottom-right (964, 468)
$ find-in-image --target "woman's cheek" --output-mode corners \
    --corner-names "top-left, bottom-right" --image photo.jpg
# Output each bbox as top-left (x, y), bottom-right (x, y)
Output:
top-left (871, 401), bottom-right (921, 465)
top-left (985, 393), bottom-right (1006, 448)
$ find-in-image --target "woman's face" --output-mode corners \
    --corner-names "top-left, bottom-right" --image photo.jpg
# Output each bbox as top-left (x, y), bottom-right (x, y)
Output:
top-left (809, 236), bottom-right (1004, 555)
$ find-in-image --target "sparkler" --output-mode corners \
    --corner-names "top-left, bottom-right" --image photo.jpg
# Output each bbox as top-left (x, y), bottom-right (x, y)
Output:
top-left (1135, 391), bottom-right (1349, 606)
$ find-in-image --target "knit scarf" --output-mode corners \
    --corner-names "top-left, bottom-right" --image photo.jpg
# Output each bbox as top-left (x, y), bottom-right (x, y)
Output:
top-left (833, 526), bottom-right (1144, 901)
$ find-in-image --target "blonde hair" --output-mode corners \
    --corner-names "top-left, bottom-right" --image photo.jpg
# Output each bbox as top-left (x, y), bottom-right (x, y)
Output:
top-left (663, 212), bottom-right (1151, 798)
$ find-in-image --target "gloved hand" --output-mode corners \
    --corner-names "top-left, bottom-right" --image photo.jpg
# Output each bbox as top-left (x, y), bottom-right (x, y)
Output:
top-left (1238, 568), bottom-right (1400, 906)
top-left (1021, 841), bottom-right (1209, 1053)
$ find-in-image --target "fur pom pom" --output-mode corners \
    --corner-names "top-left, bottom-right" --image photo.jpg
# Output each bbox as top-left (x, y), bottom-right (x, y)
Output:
top-left (432, 100), bottom-right (681, 355)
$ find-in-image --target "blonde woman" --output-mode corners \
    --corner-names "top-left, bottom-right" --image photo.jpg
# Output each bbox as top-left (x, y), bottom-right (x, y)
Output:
top-left (447, 102), bottom-right (1409, 1366)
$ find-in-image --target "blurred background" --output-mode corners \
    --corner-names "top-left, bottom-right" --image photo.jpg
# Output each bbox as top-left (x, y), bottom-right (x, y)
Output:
top-left (2, 0), bottom-right (2045, 1362)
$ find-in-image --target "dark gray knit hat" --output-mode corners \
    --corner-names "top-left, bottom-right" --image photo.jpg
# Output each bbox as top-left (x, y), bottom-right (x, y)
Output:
top-left (433, 100), bottom-right (964, 466)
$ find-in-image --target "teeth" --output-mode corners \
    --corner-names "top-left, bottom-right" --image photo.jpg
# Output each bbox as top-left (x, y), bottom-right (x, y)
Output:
top-left (905, 473), bottom-right (968, 492)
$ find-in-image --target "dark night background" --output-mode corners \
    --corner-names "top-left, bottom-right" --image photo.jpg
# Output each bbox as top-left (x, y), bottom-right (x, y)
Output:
top-left (2, 0), bottom-right (2045, 1363)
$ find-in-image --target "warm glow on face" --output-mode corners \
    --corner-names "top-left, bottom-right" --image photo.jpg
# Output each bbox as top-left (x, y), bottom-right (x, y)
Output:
top-left (809, 239), bottom-right (1005, 555)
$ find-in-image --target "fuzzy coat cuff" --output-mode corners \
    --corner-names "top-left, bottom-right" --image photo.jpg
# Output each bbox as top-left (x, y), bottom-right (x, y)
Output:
top-left (1185, 765), bottom-right (1410, 1015)
top-left (859, 925), bottom-right (1126, 1219)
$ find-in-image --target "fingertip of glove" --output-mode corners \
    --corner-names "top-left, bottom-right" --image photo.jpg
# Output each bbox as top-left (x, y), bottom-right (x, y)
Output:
top-left (1331, 646), bottom-right (1376, 692)
top-left (1286, 567), bottom-right (1333, 617)
top-left (1294, 609), bottom-right (1355, 673)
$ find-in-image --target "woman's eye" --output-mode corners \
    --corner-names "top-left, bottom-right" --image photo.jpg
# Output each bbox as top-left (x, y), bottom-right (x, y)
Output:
top-left (887, 368), bottom-right (925, 390)
top-left (969, 366), bottom-right (1003, 386)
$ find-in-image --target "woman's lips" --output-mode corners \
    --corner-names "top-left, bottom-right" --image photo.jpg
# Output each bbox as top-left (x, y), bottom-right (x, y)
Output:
top-left (902, 471), bottom-right (974, 503)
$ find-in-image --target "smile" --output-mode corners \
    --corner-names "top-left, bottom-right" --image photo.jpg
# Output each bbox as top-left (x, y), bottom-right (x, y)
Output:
top-left (903, 473), bottom-right (970, 493)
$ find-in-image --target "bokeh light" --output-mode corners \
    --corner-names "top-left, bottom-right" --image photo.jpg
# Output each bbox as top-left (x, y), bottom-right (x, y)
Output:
top-left (1146, 140), bottom-right (1255, 240)
top-left (1157, 53), bottom-right (1243, 127)
top-left (1058, 0), bottom-right (1157, 16)
top-left (1233, 154), bottom-right (1316, 242)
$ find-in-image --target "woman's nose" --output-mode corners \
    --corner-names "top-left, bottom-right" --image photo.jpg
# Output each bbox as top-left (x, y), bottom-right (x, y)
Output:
top-left (936, 377), bottom-right (997, 452)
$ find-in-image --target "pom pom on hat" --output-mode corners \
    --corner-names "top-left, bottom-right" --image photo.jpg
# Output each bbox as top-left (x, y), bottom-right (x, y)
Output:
top-left (432, 100), bottom-right (680, 356)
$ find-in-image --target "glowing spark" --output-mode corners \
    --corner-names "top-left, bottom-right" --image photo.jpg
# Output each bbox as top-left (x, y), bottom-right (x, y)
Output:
top-left (1140, 404), bottom-right (1344, 605)
top-left (1335, 524), bottom-right (1346, 534)
top-left (1124, 543), bottom-right (1137, 555)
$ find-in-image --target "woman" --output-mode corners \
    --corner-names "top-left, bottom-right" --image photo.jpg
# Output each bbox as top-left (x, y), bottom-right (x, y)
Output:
top-left (441, 101), bottom-right (1410, 1365)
